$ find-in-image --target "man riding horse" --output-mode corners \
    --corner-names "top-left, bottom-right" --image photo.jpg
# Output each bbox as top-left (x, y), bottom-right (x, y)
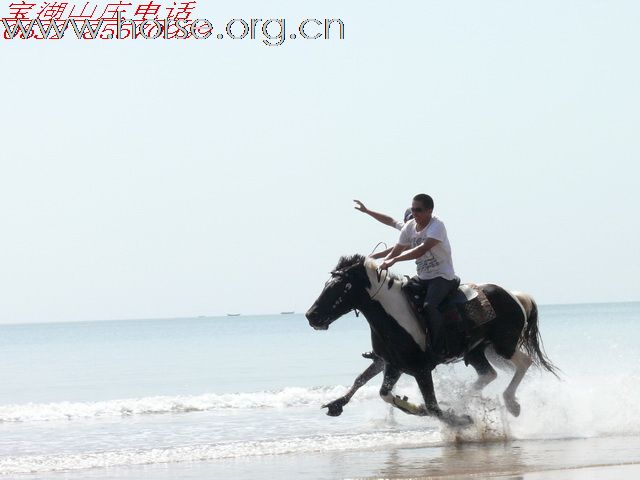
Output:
top-left (305, 197), bottom-right (559, 425)
top-left (361, 194), bottom-right (459, 359)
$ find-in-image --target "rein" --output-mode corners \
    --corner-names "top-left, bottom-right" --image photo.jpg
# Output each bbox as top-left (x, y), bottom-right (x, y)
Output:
top-left (346, 244), bottom-right (391, 318)
top-left (368, 241), bottom-right (389, 301)
top-left (369, 241), bottom-right (388, 257)
top-left (370, 267), bottom-right (388, 301)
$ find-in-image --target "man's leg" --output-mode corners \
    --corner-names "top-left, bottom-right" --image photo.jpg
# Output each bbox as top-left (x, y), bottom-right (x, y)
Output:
top-left (423, 277), bottom-right (458, 355)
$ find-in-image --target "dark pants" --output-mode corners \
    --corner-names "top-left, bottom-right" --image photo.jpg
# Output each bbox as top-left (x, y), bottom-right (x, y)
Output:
top-left (416, 276), bottom-right (459, 352)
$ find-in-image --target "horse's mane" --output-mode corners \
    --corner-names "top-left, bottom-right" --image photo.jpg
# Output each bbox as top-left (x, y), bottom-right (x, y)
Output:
top-left (334, 254), bottom-right (365, 271)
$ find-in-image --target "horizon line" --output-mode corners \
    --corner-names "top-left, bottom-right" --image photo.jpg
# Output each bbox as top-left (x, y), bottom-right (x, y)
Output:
top-left (0, 300), bottom-right (639, 327)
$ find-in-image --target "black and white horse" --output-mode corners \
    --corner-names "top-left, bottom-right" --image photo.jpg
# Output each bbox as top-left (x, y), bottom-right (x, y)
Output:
top-left (305, 254), bottom-right (558, 427)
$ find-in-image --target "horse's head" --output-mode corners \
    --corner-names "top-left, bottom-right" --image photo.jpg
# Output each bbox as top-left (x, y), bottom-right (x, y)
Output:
top-left (306, 254), bottom-right (371, 330)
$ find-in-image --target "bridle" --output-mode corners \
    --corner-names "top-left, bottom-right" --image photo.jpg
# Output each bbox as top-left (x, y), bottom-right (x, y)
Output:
top-left (328, 270), bottom-right (361, 318)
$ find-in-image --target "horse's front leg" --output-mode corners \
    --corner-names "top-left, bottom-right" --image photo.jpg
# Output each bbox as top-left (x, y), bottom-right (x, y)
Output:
top-left (322, 355), bottom-right (385, 416)
top-left (415, 369), bottom-right (473, 427)
top-left (379, 363), bottom-right (403, 408)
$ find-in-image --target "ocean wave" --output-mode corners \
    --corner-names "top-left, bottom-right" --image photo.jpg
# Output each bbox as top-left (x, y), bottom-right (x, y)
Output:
top-left (0, 430), bottom-right (441, 475)
top-left (0, 385), bottom-right (381, 423)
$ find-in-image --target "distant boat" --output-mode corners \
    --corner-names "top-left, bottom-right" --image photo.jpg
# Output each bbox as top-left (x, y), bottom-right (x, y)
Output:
top-left (226, 313), bottom-right (241, 317)
top-left (280, 311), bottom-right (295, 315)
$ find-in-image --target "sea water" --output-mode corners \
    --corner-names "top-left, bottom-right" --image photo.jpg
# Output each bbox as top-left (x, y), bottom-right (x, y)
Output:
top-left (0, 303), bottom-right (639, 476)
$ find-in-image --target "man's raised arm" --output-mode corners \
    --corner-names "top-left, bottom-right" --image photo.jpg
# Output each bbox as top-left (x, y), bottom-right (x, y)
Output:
top-left (353, 200), bottom-right (400, 229)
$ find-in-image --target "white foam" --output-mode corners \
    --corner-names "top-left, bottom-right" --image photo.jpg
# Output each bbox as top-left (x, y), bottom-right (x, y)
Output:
top-left (0, 430), bottom-right (442, 475)
top-left (0, 385), bottom-right (381, 423)
top-left (430, 363), bottom-right (640, 441)
top-left (508, 370), bottom-right (640, 440)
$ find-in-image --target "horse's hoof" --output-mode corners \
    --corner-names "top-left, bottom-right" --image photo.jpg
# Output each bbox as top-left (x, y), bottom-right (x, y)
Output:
top-left (503, 394), bottom-right (521, 417)
top-left (322, 401), bottom-right (345, 417)
top-left (458, 414), bottom-right (474, 426)
top-left (442, 410), bottom-right (473, 427)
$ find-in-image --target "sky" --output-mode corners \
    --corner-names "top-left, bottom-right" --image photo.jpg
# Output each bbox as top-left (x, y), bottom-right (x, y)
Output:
top-left (1, 0), bottom-right (639, 324)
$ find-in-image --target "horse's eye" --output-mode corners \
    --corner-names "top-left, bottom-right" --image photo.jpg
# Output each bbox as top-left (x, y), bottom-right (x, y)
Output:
top-left (345, 283), bottom-right (352, 291)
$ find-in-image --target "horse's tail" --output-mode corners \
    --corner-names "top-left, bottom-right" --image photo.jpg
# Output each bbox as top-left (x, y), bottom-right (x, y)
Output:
top-left (520, 299), bottom-right (561, 378)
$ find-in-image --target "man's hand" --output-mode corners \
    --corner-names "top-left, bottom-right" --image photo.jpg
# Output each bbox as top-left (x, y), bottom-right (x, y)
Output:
top-left (353, 200), bottom-right (368, 213)
top-left (353, 201), bottom-right (399, 229)
top-left (380, 257), bottom-right (396, 270)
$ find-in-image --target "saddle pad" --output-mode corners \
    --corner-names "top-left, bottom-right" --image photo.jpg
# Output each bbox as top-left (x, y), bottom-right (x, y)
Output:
top-left (460, 284), bottom-right (497, 326)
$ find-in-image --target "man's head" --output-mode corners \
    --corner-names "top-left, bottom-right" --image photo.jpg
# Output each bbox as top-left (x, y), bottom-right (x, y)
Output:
top-left (411, 194), bottom-right (434, 224)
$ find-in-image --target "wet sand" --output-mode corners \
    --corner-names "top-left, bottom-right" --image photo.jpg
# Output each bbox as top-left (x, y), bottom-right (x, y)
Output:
top-left (30, 435), bottom-right (640, 480)
top-left (516, 463), bottom-right (640, 480)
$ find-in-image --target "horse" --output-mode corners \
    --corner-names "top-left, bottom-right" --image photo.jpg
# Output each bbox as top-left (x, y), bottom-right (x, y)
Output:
top-left (305, 254), bottom-right (559, 427)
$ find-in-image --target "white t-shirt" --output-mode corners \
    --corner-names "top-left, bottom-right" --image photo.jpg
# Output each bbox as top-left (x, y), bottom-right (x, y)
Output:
top-left (398, 216), bottom-right (455, 280)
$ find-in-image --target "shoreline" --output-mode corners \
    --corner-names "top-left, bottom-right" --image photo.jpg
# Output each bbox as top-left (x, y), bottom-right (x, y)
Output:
top-left (13, 435), bottom-right (640, 480)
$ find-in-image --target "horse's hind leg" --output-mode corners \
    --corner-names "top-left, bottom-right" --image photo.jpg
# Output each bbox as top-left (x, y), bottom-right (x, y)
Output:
top-left (503, 349), bottom-right (532, 417)
top-left (466, 346), bottom-right (497, 391)
top-left (414, 369), bottom-right (473, 426)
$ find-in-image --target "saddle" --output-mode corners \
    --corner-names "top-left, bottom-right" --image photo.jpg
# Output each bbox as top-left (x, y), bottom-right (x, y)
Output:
top-left (402, 278), bottom-right (496, 361)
